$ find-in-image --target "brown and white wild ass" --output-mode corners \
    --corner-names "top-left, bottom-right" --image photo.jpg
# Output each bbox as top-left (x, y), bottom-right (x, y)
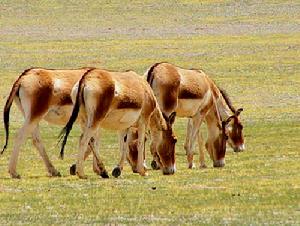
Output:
top-left (144, 62), bottom-right (244, 169)
top-left (2, 68), bottom-right (108, 178)
top-left (59, 68), bottom-right (177, 179)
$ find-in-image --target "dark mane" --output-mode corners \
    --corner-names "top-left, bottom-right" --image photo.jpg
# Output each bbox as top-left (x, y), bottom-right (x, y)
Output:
top-left (189, 68), bottom-right (205, 74)
top-left (218, 86), bottom-right (236, 113)
top-left (21, 68), bottom-right (35, 76)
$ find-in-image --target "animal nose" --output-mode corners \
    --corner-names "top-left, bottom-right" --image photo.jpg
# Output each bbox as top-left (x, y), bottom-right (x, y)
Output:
top-left (234, 144), bottom-right (245, 152)
top-left (213, 159), bottom-right (225, 167)
top-left (162, 165), bottom-right (176, 175)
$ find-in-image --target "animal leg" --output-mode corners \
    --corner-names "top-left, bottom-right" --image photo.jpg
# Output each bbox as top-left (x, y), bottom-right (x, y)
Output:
top-left (32, 126), bottom-right (61, 177)
top-left (90, 132), bottom-right (109, 178)
top-left (184, 118), bottom-right (194, 169)
top-left (112, 129), bottom-right (129, 178)
top-left (187, 112), bottom-right (206, 169)
top-left (76, 128), bottom-right (95, 179)
top-left (8, 121), bottom-right (36, 178)
top-left (70, 132), bottom-right (108, 178)
top-left (70, 133), bottom-right (90, 176)
top-left (136, 123), bottom-right (147, 176)
top-left (197, 130), bottom-right (207, 168)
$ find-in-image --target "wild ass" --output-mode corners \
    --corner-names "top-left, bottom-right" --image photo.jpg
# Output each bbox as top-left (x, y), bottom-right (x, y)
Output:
top-left (144, 62), bottom-right (244, 169)
top-left (59, 68), bottom-right (177, 179)
top-left (2, 68), bottom-right (108, 178)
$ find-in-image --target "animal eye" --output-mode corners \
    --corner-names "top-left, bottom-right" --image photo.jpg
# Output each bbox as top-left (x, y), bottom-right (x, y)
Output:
top-left (173, 136), bottom-right (177, 144)
top-left (223, 134), bottom-right (228, 140)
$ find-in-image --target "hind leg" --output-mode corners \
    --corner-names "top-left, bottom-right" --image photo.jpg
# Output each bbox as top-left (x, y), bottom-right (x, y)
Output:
top-left (197, 130), bottom-right (207, 168)
top-left (184, 118), bottom-right (194, 169)
top-left (90, 133), bottom-right (109, 178)
top-left (8, 121), bottom-right (36, 178)
top-left (32, 126), bottom-right (61, 177)
top-left (81, 121), bottom-right (107, 177)
top-left (76, 126), bottom-right (103, 179)
top-left (186, 113), bottom-right (206, 169)
top-left (70, 132), bottom-right (108, 178)
top-left (136, 123), bottom-right (147, 176)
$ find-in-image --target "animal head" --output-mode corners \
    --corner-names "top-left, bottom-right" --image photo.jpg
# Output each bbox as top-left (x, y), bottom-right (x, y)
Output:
top-left (126, 111), bottom-right (177, 175)
top-left (226, 108), bottom-right (245, 152)
top-left (205, 116), bottom-right (232, 167)
top-left (151, 112), bottom-right (177, 175)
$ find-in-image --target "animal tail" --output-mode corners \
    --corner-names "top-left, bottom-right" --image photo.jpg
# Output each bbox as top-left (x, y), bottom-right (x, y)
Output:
top-left (146, 62), bottom-right (161, 87)
top-left (2, 68), bottom-right (32, 154)
top-left (58, 68), bottom-right (94, 159)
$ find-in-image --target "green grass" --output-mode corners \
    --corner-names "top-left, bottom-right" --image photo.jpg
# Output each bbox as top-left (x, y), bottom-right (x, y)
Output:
top-left (0, 0), bottom-right (299, 225)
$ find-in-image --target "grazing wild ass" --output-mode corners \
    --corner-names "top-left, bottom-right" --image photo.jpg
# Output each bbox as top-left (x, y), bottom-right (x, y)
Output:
top-left (2, 68), bottom-right (108, 178)
top-left (143, 62), bottom-right (244, 169)
top-left (59, 68), bottom-right (177, 179)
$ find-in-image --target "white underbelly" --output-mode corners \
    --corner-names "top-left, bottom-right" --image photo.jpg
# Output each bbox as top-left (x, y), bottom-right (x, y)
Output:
top-left (176, 99), bottom-right (201, 117)
top-left (44, 105), bottom-right (73, 125)
top-left (100, 109), bottom-right (141, 130)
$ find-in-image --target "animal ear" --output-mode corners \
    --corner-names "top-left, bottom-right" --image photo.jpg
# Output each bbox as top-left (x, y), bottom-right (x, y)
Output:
top-left (169, 112), bottom-right (176, 125)
top-left (222, 121), bottom-right (226, 127)
top-left (225, 115), bottom-right (235, 124)
top-left (162, 112), bottom-right (169, 123)
top-left (235, 108), bottom-right (243, 116)
top-left (173, 136), bottom-right (178, 144)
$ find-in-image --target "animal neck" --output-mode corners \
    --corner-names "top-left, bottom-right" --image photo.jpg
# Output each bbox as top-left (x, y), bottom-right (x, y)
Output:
top-left (205, 100), bottom-right (227, 162)
top-left (149, 107), bottom-right (167, 133)
top-left (205, 98), bottom-right (222, 139)
top-left (208, 79), bottom-right (230, 121)
top-left (217, 87), bottom-right (237, 119)
top-left (216, 95), bottom-right (232, 121)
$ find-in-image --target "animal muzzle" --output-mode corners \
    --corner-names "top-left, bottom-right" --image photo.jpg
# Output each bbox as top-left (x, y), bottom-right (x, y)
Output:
top-left (213, 159), bottom-right (225, 167)
top-left (162, 165), bottom-right (176, 175)
top-left (234, 144), bottom-right (245, 152)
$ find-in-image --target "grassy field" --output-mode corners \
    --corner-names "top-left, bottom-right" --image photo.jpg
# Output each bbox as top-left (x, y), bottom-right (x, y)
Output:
top-left (0, 0), bottom-right (299, 225)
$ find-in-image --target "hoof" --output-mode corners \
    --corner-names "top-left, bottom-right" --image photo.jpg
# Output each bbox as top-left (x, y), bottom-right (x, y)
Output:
top-left (200, 163), bottom-right (207, 169)
top-left (132, 167), bottom-right (138, 173)
top-left (93, 168), bottom-right (101, 175)
top-left (139, 170), bottom-right (148, 176)
top-left (112, 167), bottom-right (121, 178)
top-left (70, 164), bottom-right (76, 175)
top-left (10, 173), bottom-right (21, 179)
top-left (100, 170), bottom-right (109, 179)
top-left (188, 162), bottom-right (194, 169)
top-left (151, 160), bottom-right (160, 170)
top-left (51, 171), bottom-right (61, 177)
top-left (77, 174), bottom-right (88, 179)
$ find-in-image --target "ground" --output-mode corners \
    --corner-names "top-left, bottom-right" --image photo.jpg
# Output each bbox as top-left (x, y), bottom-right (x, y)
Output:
top-left (0, 0), bottom-right (299, 225)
